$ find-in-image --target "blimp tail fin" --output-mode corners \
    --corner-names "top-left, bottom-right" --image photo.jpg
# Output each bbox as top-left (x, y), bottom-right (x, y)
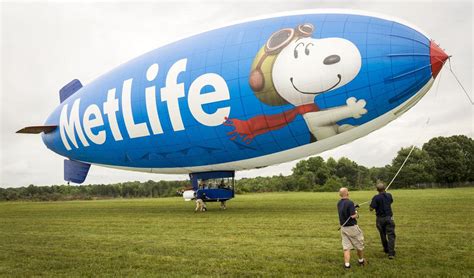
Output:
top-left (16, 125), bottom-right (57, 134)
top-left (64, 159), bottom-right (91, 184)
top-left (59, 79), bottom-right (83, 103)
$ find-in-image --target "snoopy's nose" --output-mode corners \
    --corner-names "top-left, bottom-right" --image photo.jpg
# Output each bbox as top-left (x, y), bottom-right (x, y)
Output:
top-left (430, 40), bottom-right (448, 78)
top-left (323, 55), bottom-right (341, 65)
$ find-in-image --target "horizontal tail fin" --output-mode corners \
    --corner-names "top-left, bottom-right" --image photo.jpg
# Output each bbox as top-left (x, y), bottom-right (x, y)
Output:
top-left (16, 125), bottom-right (57, 134)
top-left (64, 159), bottom-right (91, 184)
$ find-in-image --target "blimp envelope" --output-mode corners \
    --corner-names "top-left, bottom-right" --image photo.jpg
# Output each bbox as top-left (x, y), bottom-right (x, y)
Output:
top-left (32, 10), bottom-right (448, 179)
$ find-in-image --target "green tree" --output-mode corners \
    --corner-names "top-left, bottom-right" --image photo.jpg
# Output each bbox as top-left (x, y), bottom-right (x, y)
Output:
top-left (326, 157), bottom-right (337, 176)
top-left (292, 156), bottom-right (330, 187)
top-left (320, 176), bottom-right (345, 192)
top-left (334, 157), bottom-right (359, 189)
top-left (423, 136), bottom-right (472, 183)
top-left (369, 165), bottom-right (391, 185)
top-left (389, 146), bottom-right (434, 187)
top-left (446, 135), bottom-right (474, 181)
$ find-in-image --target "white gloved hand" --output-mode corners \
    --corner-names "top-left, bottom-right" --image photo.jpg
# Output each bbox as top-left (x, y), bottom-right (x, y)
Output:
top-left (346, 97), bottom-right (367, 119)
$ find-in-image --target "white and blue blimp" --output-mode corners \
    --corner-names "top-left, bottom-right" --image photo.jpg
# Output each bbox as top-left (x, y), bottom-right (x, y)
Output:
top-left (18, 10), bottom-right (449, 202)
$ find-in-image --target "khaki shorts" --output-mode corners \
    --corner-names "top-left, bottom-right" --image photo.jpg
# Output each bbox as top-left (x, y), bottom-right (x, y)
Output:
top-left (341, 225), bottom-right (364, 250)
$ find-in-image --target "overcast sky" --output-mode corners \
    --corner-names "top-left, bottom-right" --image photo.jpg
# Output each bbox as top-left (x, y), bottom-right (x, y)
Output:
top-left (1, 1), bottom-right (472, 188)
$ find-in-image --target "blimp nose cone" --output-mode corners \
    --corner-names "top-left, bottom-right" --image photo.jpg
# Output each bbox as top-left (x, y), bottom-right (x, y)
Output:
top-left (430, 40), bottom-right (448, 78)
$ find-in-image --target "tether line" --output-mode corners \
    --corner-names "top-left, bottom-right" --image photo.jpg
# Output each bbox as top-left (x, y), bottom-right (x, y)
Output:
top-left (448, 58), bottom-right (473, 105)
top-left (337, 70), bottom-right (443, 230)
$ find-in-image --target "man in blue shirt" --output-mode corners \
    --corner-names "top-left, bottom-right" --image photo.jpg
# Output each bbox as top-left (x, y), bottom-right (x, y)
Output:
top-left (337, 187), bottom-right (367, 269)
top-left (370, 184), bottom-right (396, 259)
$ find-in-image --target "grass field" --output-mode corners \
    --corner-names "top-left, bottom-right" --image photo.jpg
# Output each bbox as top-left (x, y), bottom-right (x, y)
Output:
top-left (0, 188), bottom-right (473, 277)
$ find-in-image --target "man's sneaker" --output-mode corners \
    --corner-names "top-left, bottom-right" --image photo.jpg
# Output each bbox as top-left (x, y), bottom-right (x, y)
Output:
top-left (344, 264), bottom-right (351, 269)
top-left (358, 259), bottom-right (368, 266)
top-left (388, 255), bottom-right (395, 260)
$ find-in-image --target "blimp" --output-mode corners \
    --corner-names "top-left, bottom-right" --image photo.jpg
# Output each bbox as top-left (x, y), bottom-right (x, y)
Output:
top-left (18, 10), bottom-right (448, 203)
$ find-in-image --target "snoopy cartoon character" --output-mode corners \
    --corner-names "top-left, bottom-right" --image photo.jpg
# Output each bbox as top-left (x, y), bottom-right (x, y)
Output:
top-left (225, 23), bottom-right (367, 143)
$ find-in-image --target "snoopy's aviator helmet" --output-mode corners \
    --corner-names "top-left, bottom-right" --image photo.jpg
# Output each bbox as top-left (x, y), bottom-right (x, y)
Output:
top-left (249, 23), bottom-right (314, 106)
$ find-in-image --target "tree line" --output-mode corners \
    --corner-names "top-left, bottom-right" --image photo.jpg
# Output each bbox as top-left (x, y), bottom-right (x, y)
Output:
top-left (238, 135), bottom-right (473, 193)
top-left (1, 135), bottom-right (472, 201)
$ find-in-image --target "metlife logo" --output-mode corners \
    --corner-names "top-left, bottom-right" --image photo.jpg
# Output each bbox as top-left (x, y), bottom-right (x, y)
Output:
top-left (59, 59), bottom-right (231, 150)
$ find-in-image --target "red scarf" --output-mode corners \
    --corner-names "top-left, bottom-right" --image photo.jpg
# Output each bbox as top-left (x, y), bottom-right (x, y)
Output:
top-left (223, 103), bottom-right (320, 144)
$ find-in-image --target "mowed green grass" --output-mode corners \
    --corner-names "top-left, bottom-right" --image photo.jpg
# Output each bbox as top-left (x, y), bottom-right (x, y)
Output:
top-left (0, 188), bottom-right (473, 277)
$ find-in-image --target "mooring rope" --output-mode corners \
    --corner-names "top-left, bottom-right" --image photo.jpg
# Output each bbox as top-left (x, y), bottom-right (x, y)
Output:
top-left (337, 140), bottom-right (421, 230)
top-left (434, 65), bottom-right (443, 98)
top-left (338, 56), bottom-right (472, 230)
top-left (448, 58), bottom-right (473, 105)
top-left (337, 65), bottom-right (447, 230)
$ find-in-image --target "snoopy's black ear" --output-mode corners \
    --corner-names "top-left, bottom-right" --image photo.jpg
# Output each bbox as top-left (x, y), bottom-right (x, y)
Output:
top-left (297, 23), bottom-right (314, 37)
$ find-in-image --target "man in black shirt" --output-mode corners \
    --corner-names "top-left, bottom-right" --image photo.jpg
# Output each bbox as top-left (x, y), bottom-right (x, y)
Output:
top-left (370, 184), bottom-right (396, 259)
top-left (337, 187), bottom-right (367, 269)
